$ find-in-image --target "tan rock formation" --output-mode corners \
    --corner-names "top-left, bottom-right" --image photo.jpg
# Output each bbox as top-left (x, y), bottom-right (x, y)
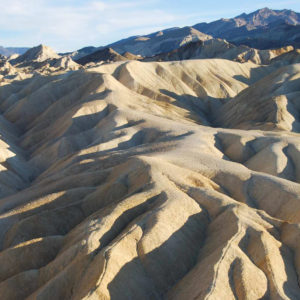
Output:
top-left (0, 58), bottom-right (299, 299)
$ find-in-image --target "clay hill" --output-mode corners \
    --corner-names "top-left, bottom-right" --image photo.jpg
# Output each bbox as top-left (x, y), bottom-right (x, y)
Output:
top-left (76, 48), bottom-right (140, 66)
top-left (0, 45), bottom-right (80, 80)
top-left (0, 7), bottom-right (300, 300)
top-left (0, 53), bottom-right (300, 300)
top-left (10, 44), bottom-right (61, 65)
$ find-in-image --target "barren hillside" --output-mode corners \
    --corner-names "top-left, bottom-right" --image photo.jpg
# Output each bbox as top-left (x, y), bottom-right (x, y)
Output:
top-left (0, 56), bottom-right (299, 299)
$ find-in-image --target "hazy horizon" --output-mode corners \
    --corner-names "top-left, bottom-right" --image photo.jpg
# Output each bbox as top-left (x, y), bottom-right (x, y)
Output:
top-left (0, 0), bottom-right (300, 52)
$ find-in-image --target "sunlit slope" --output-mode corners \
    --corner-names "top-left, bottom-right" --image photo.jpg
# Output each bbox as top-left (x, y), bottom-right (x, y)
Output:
top-left (0, 60), bottom-right (299, 299)
top-left (218, 63), bottom-right (300, 131)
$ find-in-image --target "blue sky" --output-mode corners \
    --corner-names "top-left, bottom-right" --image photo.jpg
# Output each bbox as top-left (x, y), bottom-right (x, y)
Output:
top-left (0, 0), bottom-right (299, 52)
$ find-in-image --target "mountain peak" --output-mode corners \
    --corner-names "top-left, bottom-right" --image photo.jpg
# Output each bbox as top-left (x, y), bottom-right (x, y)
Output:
top-left (11, 44), bottom-right (60, 65)
top-left (258, 7), bottom-right (272, 12)
top-left (193, 7), bottom-right (300, 49)
top-left (25, 44), bottom-right (60, 61)
top-left (247, 7), bottom-right (300, 26)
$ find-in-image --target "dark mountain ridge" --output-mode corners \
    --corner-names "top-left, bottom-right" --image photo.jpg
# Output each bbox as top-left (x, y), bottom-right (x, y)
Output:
top-left (194, 8), bottom-right (300, 49)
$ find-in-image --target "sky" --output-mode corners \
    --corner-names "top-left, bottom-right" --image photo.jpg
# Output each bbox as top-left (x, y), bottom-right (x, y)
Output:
top-left (0, 0), bottom-right (299, 52)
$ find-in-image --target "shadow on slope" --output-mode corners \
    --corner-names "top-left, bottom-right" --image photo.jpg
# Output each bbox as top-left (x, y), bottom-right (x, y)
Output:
top-left (107, 212), bottom-right (208, 299)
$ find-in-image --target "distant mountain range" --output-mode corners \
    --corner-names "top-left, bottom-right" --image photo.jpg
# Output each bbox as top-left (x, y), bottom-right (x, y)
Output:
top-left (194, 7), bottom-right (300, 35)
top-left (100, 8), bottom-right (300, 56)
top-left (194, 7), bottom-right (300, 49)
top-left (1, 7), bottom-right (300, 59)
top-left (144, 40), bottom-right (294, 65)
top-left (0, 46), bottom-right (29, 56)
top-left (71, 7), bottom-right (300, 59)
top-left (107, 27), bottom-right (212, 57)
top-left (68, 27), bottom-right (212, 60)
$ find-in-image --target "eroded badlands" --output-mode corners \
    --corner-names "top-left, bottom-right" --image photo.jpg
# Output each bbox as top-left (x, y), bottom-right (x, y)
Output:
top-left (0, 59), bottom-right (299, 299)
